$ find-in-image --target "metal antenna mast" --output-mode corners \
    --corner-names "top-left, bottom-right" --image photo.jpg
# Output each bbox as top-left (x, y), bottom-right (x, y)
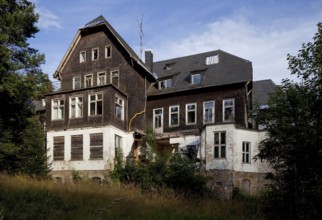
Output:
top-left (137, 15), bottom-right (144, 59)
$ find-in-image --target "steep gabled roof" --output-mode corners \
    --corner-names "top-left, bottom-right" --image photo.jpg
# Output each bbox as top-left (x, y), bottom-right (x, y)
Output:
top-left (54, 15), bottom-right (155, 81)
top-left (252, 79), bottom-right (277, 107)
top-left (147, 50), bottom-right (252, 96)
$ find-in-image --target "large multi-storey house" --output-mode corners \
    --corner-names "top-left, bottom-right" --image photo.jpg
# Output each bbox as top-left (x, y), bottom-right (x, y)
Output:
top-left (46, 16), bottom-right (156, 180)
top-left (46, 16), bottom-right (272, 196)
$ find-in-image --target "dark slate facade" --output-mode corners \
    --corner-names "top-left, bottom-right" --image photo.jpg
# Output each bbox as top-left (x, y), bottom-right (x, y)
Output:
top-left (46, 16), bottom-right (156, 133)
top-left (146, 50), bottom-right (253, 134)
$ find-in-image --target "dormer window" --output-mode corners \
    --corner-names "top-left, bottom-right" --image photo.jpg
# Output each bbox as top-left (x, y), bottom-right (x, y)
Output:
top-left (159, 78), bottom-right (172, 90)
top-left (206, 55), bottom-right (219, 65)
top-left (165, 63), bottom-right (174, 70)
top-left (80, 51), bottom-right (86, 63)
top-left (92, 48), bottom-right (99, 61)
top-left (191, 73), bottom-right (201, 85)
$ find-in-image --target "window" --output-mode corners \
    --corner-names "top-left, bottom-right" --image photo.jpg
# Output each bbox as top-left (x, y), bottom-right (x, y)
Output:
top-left (186, 145), bottom-right (198, 161)
top-left (186, 103), bottom-right (196, 125)
top-left (89, 93), bottom-right (103, 116)
top-left (242, 142), bottom-right (251, 163)
top-left (73, 76), bottom-right (81, 89)
top-left (53, 136), bottom-right (64, 161)
top-left (97, 72), bottom-right (106, 85)
top-left (169, 105), bottom-right (179, 127)
top-left (90, 133), bottom-right (103, 160)
top-left (203, 101), bottom-right (215, 124)
top-left (52, 99), bottom-right (64, 120)
top-left (223, 99), bottom-right (235, 121)
top-left (71, 135), bottom-right (83, 160)
top-left (159, 78), bottom-right (172, 90)
top-left (92, 48), bottom-right (99, 61)
top-left (84, 74), bottom-right (93, 88)
top-left (115, 96), bottom-right (124, 120)
top-left (80, 51), bottom-right (86, 63)
top-left (111, 70), bottom-right (119, 87)
top-left (206, 55), bottom-right (219, 65)
top-left (153, 108), bottom-right (163, 129)
top-left (70, 96), bottom-right (83, 118)
top-left (115, 135), bottom-right (122, 158)
top-left (165, 63), bottom-right (174, 70)
top-left (191, 73), bottom-right (201, 85)
top-left (105, 45), bottom-right (112, 58)
top-left (214, 131), bottom-right (226, 158)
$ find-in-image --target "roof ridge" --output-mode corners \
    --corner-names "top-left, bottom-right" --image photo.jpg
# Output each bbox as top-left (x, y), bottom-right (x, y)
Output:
top-left (83, 15), bottom-right (106, 28)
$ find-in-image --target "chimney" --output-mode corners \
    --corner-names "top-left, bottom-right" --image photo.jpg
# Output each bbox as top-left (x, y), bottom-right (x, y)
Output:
top-left (145, 50), bottom-right (153, 72)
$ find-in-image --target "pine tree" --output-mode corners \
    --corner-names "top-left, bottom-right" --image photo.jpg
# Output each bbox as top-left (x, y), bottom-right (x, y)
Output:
top-left (0, 0), bottom-right (51, 176)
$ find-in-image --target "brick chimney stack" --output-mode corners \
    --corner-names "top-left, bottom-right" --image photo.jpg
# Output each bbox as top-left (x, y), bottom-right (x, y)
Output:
top-left (145, 50), bottom-right (153, 72)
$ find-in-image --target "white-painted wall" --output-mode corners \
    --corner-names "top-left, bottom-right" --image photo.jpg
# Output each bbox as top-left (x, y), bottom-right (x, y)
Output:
top-left (47, 125), bottom-right (134, 171)
top-left (201, 124), bottom-right (270, 172)
top-left (170, 135), bottom-right (200, 154)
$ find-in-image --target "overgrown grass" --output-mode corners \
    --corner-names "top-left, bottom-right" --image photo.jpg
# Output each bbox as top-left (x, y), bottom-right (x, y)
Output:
top-left (0, 174), bottom-right (266, 219)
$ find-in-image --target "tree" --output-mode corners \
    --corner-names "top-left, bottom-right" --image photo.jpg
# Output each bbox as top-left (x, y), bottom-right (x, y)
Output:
top-left (256, 23), bottom-right (322, 219)
top-left (0, 0), bottom-right (51, 176)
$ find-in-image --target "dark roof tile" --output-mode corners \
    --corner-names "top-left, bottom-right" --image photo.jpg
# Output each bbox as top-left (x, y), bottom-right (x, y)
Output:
top-left (148, 50), bottom-right (252, 95)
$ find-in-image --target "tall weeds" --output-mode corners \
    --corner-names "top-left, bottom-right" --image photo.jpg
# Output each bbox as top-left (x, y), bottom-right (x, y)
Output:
top-left (0, 174), bottom-right (265, 219)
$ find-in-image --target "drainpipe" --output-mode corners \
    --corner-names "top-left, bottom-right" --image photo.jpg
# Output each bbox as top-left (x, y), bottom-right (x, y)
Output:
top-left (128, 77), bottom-right (147, 132)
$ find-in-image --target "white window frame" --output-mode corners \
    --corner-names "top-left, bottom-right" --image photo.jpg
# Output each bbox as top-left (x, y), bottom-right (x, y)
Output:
top-left (115, 95), bottom-right (124, 120)
top-left (52, 99), bottom-right (64, 120)
top-left (105, 45), bottom-right (112, 59)
top-left (97, 72), bottom-right (106, 86)
top-left (69, 96), bottom-right (83, 119)
top-left (73, 76), bottom-right (81, 90)
top-left (153, 108), bottom-right (163, 129)
top-left (89, 93), bottom-right (103, 116)
top-left (115, 134), bottom-right (123, 157)
top-left (191, 73), bottom-right (201, 85)
top-left (169, 105), bottom-right (179, 127)
top-left (203, 101), bottom-right (215, 124)
top-left (242, 142), bottom-right (251, 163)
top-left (214, 131), bottom-right (226, 159)
top-left (92, 48), bottom-right (99, 61)
top-left (186, 103), bottom-right (197, 125)
top-left (84, 74), bottom-right (93, 88)
top-left (111, 70), bottom-right (119, 87)
top-left (223, 98), bottom-right (235, 122)
top-left (206, 55), bottom-right (219, 65)
top-left (159, 78), bottom-right (172, 90)
top-left (80, 51), bottom-right (86, 63)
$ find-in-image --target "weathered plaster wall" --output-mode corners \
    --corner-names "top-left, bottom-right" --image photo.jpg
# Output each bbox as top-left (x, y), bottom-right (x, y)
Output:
top-left (47, 126), bottom-right (134, 172)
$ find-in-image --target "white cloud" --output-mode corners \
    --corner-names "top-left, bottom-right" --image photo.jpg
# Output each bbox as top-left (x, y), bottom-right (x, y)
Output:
top-left (152, 15), bottom-right (319, 84)
top-left (36, 7), bottom-right (62, 29)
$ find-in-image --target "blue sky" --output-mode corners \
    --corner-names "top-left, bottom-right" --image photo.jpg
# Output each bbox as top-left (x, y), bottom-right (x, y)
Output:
top-left (29, 0), bottom-right (322, 84)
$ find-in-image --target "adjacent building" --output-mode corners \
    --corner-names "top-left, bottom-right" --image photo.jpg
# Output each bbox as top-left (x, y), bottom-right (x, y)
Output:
top-left (46, 16), bottom-right (272, 196)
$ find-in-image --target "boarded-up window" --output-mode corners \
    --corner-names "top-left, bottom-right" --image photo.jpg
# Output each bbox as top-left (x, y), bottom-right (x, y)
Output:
top-left (53, 136), bottom-right (64, 161)
top-left (90, 133), bottom-right (103, 160)
top-left (71, 135), bottom-right (83, 160)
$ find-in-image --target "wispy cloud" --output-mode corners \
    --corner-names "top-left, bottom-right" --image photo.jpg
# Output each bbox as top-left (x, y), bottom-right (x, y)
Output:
top-left (35, 6), bottom-right (63, 30)
top-left (151, 14), bottom-right (319, 84)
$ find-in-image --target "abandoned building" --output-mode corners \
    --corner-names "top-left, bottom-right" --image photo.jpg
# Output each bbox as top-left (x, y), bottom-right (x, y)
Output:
top-left (45, 15), bottom-right (274, 196)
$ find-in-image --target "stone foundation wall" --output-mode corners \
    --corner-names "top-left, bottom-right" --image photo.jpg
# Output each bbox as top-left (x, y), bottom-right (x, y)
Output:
top-left (50, 170), bottom-right (110, 184)
top-left (205, 170), bottom-right (269, 199)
